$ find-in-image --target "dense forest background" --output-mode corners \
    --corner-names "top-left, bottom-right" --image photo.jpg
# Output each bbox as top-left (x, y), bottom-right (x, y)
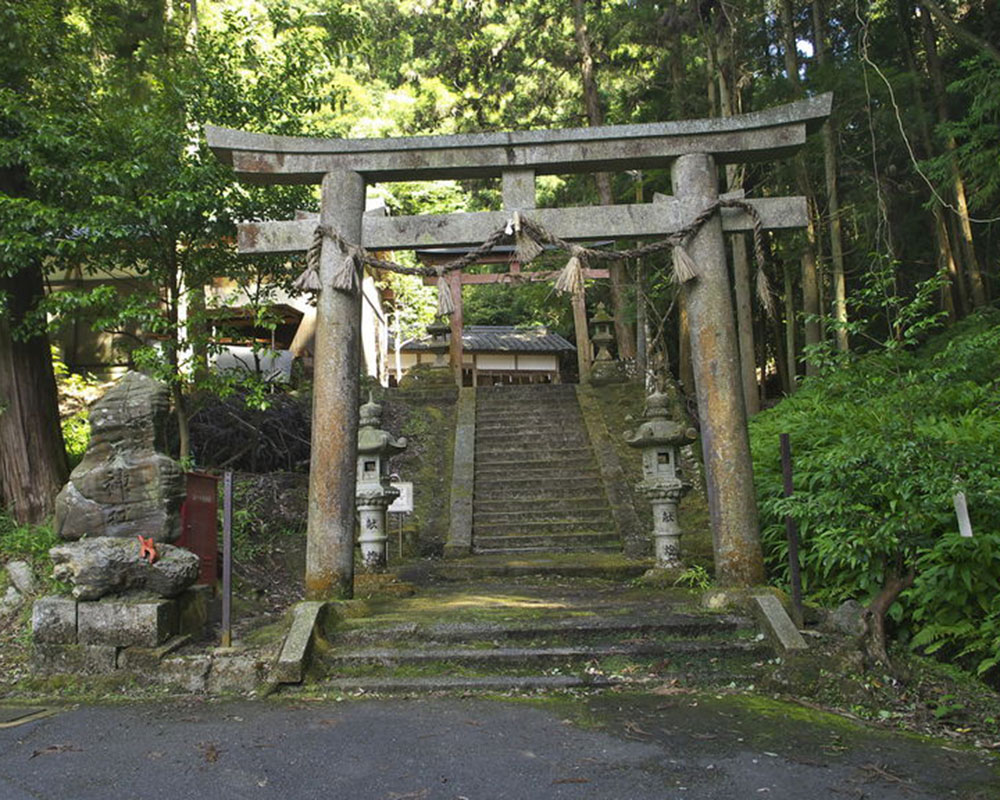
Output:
top-left (1, 0), bottom-right (998, 682)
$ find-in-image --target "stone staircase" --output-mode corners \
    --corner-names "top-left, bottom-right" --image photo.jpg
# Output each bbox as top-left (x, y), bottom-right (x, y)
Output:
top-left (314, 577), bottom-right (768, 694)
top-left (472, 384), bottom-right (620, 554)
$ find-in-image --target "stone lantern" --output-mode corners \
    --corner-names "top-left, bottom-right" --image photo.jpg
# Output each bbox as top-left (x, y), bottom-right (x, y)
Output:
top-left (356, 393), bottom-right (407, 571)
top-left (590, 302), bottom-right (615, 363)
top-left (425, 316), bottom-right (451, 369)
top-left (624, 391), bottom-right (697, 567)
top-left (589, 302), bottom-right (626, 385)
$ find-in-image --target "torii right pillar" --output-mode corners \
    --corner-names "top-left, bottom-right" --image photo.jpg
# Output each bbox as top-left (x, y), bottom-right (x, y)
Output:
top-left (673, 153), bottom-right (764, 586)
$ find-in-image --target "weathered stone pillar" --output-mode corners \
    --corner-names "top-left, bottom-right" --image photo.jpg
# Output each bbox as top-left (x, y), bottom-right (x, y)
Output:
top-left (671, 153), bottom-right (764, 586)
top-left (305, 170), bottom-right (366, 599)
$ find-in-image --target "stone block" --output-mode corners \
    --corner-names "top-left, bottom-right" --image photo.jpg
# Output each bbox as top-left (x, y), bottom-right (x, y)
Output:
top-left (751, 593), bottom-right (808, 654)
top-left (54, 371), bottom-right (185, 544)
top-left (117, 634), bottom-right (190, 671)
top-left (32, 596), bottom-right (78, 644)
top-left (6, 561), bottom-right (36, 595)
top-left (207, 651), bottom-right (271, 694)
top-left (32, 643), bottom-right (118, 675)
top-left (2, 586), bottom-right (23, 615)
top-left (50, 537), bottom-right (199, 600)
top-left (156, 655), bottom-right (211, 693)
top-left (176, 586), bottom-right (212, 638)
top-left (445, 387), bottom-right (476, 557)
top-left (78, 599), bottom-right (177, 648)
top-left (275, 601), bottom-right (326, 684)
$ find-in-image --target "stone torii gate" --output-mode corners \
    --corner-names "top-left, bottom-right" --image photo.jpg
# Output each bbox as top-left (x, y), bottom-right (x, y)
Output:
top-left (206, 93), bottom-right (832, 598)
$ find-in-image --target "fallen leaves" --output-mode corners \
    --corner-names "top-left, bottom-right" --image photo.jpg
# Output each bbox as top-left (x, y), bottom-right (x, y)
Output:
top-left (30, 743), bottom-right (82, 759)
top-left (198, 741), bottom-right (222, 763)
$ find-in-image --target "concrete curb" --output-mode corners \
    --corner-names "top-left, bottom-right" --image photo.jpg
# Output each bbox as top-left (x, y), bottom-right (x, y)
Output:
top-left (274, 601), bottom-right (329, 684)
top-left (751, 593), bottom-right (808, 654)
top-left (445, 387), bottom-right (476, 557)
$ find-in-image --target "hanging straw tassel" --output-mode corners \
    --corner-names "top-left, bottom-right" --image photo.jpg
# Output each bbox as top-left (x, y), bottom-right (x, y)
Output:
top-left (293, 265), bottom-right (321, 292)
top-left (554, 248), bottom-right (585, 296)
top-left (436, 268), bottom-right (455, 316)
top-left (293, 226), bottom-right (326, 291)
top-left (756, 267), bottom-right (775, 317)
top-left (331, 241), bottom-right (363, 293)
top-left (672, 245), bottom-right (699, 284)
top-left (511, 212), bottom-right (543, 265)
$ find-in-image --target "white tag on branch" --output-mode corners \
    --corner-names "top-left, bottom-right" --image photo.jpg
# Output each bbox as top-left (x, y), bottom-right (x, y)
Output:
top-left (953, 491), bottom-right (974, 538)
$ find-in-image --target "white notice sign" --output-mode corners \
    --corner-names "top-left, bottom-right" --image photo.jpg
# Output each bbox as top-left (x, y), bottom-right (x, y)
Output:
top-left (389, 482), bottom-right (413, 514)
top-left (953, 491), bottom-right (974, 538)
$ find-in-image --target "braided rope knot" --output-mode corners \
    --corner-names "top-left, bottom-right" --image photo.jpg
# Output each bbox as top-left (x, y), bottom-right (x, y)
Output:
top-left (289, 198), bottom-right (773, 315)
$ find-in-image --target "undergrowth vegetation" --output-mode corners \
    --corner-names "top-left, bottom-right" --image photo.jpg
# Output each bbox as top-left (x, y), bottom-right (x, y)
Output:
top-left (750, 309), bottom-right (1000, 685)
top-left (0, 512), bottom-right (59, 570)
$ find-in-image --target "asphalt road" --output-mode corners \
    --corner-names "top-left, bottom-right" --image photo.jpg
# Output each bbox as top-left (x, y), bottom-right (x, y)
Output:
top-left (0, 693), bottom-right (996, 800)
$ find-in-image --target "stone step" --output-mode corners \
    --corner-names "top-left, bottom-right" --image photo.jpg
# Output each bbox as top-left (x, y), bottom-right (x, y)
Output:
top-left (476, 386), bottom-right (577, 399)
top-left (473, 478), bottom-right (605, 500)
top-left (323, 640), bottom-right (764, 671)
top-left (472, 534), bottom-right (620, 551)
top-left (320, 674), bottom-right (616, 694)
top-left (473, 497), bottom-right (612, 515)
top-left (475, 421), bottom-right (584, 435)
top-left (476, 417), bottom-right (583, 429)
top-left (474, 447), bottom-right (596, 465)
top-left (473, 521), bottom-right (615, 539)
top-left (475, 409), bottom-right (581, 420)
top-left (474, 544), bottom-right (622, 555)
top-left (334, 614), bottom-right (750, 647)
top-left (472, 506), bottom-right (611, 524)
top-left (476, 432), bottom-right (590, 447)
top-left (474, 465), bottom-right (601, 481)
top-left (414, 559), bottom-right (652, 581)
top-left (474, 487), bottom-right (608, 502)
top-left (476, 404), bottom-right (582, 417)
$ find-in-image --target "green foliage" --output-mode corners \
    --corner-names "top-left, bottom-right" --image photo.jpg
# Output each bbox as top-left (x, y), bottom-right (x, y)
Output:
top-left (0, 511), bottom-right (58, 569)
top-left (62, 411), bottom-right (90, 470)
top-left (928, 54), bottom-right (1000, 214)
top-left (673, 564), bottom-right (713, 591)
top-left (751, 309), bottom-right (1000, 682)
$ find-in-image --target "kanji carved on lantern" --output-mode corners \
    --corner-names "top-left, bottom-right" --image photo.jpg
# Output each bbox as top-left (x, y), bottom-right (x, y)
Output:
top-left (356, 393), bottom-right (408, 572)
top-left (624, 391), bottom-right (697, 568)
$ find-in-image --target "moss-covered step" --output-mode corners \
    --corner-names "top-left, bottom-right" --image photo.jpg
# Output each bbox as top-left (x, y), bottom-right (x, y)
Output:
top-left (473, 508), bottom-right (612, 526)
top-left (473, 498), bottom-right (612, 516)
top-left (333, 613), bottom-right (751, 647)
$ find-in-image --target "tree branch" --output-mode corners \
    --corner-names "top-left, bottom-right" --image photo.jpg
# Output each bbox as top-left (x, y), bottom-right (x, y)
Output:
top-left (919, 1), bottom-right (1000, 65)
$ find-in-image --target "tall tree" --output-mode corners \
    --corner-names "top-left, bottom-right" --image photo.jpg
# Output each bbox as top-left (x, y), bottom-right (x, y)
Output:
top-left (918, 5), bottom-right (988, 308)
top-left (778, 0), bottom-right (821, 380)
top-left (0, 0), bottom-right (77, 522)
top-left (571, 0), bottom-right (635, 359)
top-left (811, 0), bottom-right (850, 352)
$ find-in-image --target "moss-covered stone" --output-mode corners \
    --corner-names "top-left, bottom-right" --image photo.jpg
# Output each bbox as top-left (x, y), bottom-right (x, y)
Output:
top-left (383, 378), bottom-right (459, 558)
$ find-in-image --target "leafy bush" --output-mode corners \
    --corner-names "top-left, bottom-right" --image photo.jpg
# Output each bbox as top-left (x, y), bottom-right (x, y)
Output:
top-left (62, 411), bottom-right (90, 469)
top-left (750, 309), bottom-right (1000, 681)
top-left (0, 511), bottom-right (59, 569)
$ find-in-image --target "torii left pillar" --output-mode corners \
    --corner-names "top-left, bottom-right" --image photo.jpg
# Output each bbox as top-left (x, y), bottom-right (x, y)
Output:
top-left (305, 170), bottom-right (365, 600)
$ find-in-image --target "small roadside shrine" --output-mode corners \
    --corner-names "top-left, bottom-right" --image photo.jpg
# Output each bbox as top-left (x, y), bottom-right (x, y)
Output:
top-left (206, 94), bottom-right (832, 598)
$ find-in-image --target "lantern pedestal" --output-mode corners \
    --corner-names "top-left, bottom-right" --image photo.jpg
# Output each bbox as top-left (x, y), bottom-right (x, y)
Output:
top-left (642, 481), bottom-right (685, 567)
top-left (357, 489), bottom-right (399, 572)
top-left (356, 394), bottom-right (408, 573)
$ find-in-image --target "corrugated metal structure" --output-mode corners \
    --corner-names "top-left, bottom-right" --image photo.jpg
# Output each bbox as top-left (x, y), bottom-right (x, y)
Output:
top-left (398, 326), bottom-right (575, 385)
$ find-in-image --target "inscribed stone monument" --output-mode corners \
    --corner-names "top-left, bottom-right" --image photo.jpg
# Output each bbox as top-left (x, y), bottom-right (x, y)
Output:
top-left (54, 371), bottom-right (185, 543)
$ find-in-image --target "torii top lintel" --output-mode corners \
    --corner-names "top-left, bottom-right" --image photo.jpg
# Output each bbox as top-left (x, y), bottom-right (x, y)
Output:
top-left (206, 94), bottom-right (832, 185)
